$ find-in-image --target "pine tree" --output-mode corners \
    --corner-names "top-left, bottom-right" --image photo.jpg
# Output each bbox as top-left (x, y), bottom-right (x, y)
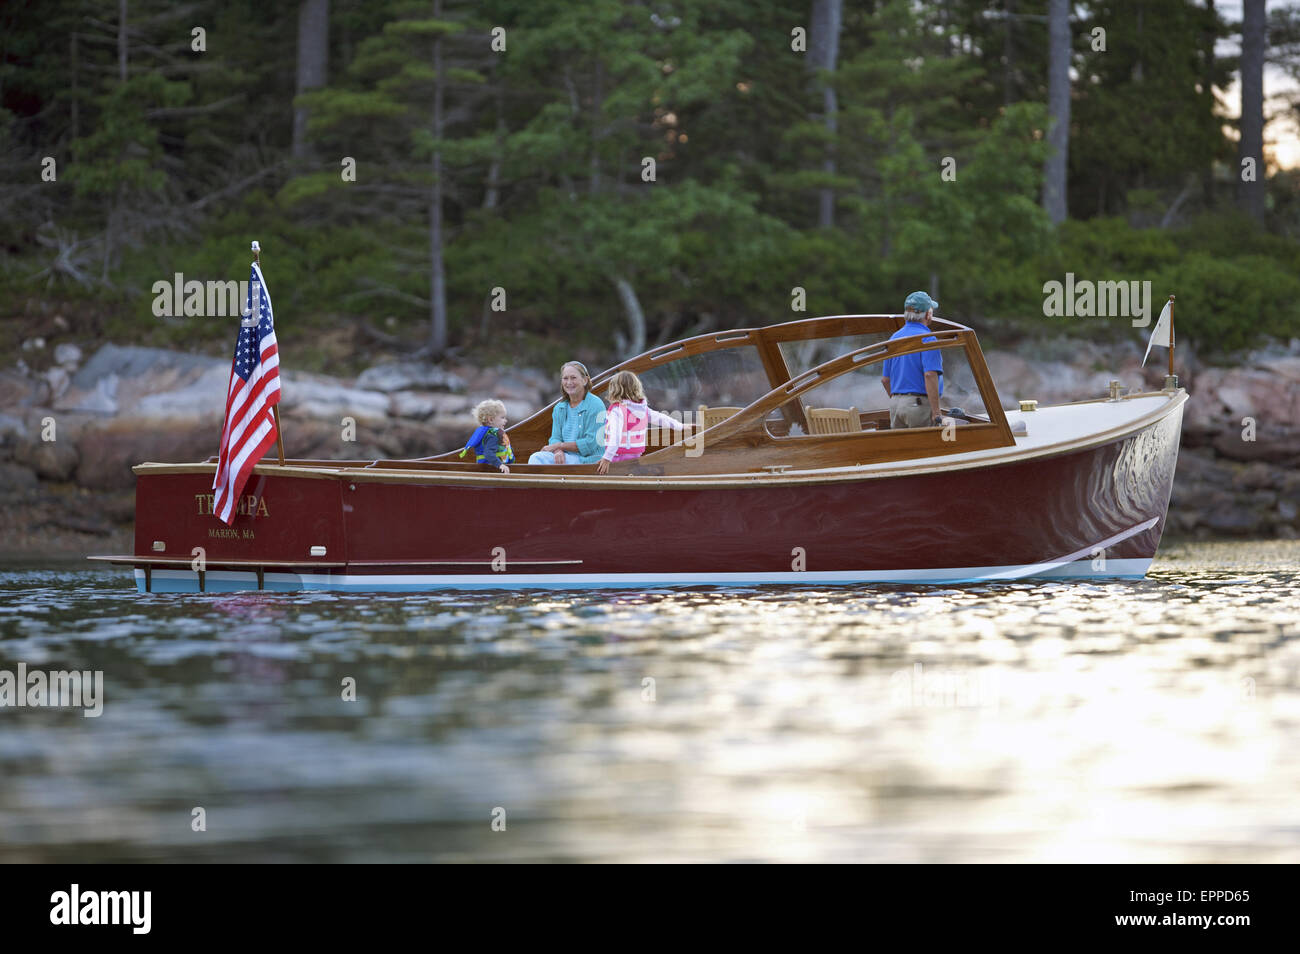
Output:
top-left (1070, 1), bottom-right (1228, 219)
top-left (285, 0), bottom-right (495, 355)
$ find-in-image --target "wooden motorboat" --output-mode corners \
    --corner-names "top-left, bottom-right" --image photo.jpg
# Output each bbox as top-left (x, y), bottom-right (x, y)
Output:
top-left (90, 313), bottom-right (1186, 592)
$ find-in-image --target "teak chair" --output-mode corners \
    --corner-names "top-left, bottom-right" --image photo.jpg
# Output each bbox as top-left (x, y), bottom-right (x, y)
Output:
top-left (697, 404), bottom-right (741, 430)
top-left (805, 406), bottom-right (863, 435)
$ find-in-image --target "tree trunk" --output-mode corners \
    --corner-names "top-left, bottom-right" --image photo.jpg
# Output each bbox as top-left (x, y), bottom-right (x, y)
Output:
top-left (1043, 0), bottom-right (1070, 225)
top-left (483, 87), bottom-right (503, 210)
top-left (118, 0), bottom-right (127, 82)
top-left (102, 192), bottom-right (118, 283)
top-left (1160, 177), bottom-right (1196, 229)
top-left (1133, 3), bottom-right (1144, 82)
top-left (809, 0), bottom-right (842, 229)
top-left (1202, 0), bottom-right (1218, 207)
top-left (106, 0), bottom-right (128, 282)
top-left (1239, 0), bottom-right (1266, 222)
top-left (613, 276), bottom-right (646, 357)
top-left (292, 0), bottom-right (330, 160)
top-left (589, 60), bottom-right (603, 196)
top-left (429, 0), bottom-right (448, 356)
top-left (1003, 0), bottom-right (1015, 105)
top-left (70, 32), bottom-right (79, 140)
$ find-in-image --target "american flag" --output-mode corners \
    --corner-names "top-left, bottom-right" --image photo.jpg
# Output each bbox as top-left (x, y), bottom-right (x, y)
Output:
top-left (212, 263), bottom-right (281, 525)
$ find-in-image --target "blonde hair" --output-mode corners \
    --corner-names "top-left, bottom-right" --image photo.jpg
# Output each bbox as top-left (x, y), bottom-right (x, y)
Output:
top-left (473, 399), bottom-right (506, 425)
top-left (559, 361), bottom-right (591, 400)
top-left (605, 370), bottom-right (645, 403)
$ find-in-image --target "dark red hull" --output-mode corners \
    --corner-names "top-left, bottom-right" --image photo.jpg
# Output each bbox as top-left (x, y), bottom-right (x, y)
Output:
top-left (122, 403), bottom-right (1183, 591)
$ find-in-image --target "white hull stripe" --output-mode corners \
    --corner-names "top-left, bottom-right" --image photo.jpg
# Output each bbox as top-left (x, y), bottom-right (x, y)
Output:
top-left (134, 558), bottom-right (1153, 592)
top-left (978, 517), bottom-right (1158, 581)
top-left (131, 519), bottom-right (1161, 592)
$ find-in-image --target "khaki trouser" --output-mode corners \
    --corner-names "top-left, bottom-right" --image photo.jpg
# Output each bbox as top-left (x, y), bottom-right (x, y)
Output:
top-left (889, 393), bottom-right (933, 429)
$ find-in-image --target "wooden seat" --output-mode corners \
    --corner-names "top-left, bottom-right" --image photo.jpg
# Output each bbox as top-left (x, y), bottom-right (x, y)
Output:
top-left (698, 404), bottom-right (742, 429)
top-left (806, 406), bottom-right (862, 435)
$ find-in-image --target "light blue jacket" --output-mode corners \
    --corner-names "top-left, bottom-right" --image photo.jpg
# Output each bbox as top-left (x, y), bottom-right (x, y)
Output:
top-left (548, 392), bottom-right (607, 464)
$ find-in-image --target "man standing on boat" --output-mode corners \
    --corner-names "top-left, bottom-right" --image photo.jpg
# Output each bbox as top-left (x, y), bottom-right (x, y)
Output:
top-left (881, 291), bottom-right (944, 429)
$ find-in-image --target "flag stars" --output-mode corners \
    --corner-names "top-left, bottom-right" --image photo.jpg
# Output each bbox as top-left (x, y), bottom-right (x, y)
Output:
top-left (214, 265), bottom-right (281, 524)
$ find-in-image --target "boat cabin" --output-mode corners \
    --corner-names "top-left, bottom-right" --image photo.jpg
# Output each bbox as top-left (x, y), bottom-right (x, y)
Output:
top-left (206, 314), bottom-right (1016, 477)
top-left (425, 313), bottom-right (1016, 475)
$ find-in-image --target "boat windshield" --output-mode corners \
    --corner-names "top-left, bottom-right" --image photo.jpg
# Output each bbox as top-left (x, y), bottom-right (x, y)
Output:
top-left (633, 344), bottom-right (772, 422)
top-left (763, 337), bottom-right (993, 437)
top-left (778, 333), bottom-right (892, 377)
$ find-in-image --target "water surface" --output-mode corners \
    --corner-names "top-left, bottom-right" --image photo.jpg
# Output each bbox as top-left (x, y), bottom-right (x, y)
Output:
top-left (1, 541), bottom-right (1297, 862)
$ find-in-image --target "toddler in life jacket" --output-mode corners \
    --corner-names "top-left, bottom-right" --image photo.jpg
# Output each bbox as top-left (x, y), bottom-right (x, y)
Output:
top-left (596, 371), bottom-right (682, 474)
top-left (460, 399), bottom-right (515, 473)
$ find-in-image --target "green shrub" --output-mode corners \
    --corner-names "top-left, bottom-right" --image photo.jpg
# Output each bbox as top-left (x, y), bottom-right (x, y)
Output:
top-left (1154, 253), bottom-right (1300, 353)
top-left (1175, 210), bottom-right (1300, 267)
top-left (1055, 217), bottom-right (1181, 274)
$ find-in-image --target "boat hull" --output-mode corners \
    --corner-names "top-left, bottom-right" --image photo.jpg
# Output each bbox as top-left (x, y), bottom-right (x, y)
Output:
top-left (123, 402), bottom-right (1184, 592)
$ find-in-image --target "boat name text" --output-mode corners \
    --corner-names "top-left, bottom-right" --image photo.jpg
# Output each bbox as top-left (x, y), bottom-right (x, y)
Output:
top-left (196, 493), bottom-right (269, 517)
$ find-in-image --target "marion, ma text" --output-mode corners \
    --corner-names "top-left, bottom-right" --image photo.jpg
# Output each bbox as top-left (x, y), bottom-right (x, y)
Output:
top-left (50, 885), bottom-right (151, 934)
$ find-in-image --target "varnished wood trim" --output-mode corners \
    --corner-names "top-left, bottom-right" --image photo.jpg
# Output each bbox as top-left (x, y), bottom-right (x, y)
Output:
top-left (667, 330), bottom-right (976, 451)
top-left (126, 391), bottom-right (1184, 490)
top-left (426, 315), bottom-right (983, 463)
top-left (753, 326), bottom-right (799, 430)
top-left (964, 334), bottom-right (1015, 444)
top-left (125, 390), bottom-right (1183, 490)
top-left (132, 461), bottom-right (344, 479)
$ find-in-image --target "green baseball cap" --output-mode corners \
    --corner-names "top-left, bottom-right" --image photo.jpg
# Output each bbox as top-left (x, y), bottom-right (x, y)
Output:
top-left (904, 291), bottom-right (938, 312)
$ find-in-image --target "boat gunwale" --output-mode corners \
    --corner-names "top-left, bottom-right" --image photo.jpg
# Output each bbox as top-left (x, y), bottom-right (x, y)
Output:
top-left (134, 389), bottom-right (1186, 490)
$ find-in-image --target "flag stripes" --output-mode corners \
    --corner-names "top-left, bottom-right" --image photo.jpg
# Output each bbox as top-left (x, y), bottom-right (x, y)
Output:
top-left (212, 263), bottom-right (281, 525)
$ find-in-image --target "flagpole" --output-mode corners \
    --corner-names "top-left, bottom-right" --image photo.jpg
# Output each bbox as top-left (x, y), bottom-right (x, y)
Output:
top-left (1166, 294), bottom-right (1177, 390)
top-left (1167, 295), bottom-right (1175, 377)
top-left (253, 240), bottom-right (287, 465)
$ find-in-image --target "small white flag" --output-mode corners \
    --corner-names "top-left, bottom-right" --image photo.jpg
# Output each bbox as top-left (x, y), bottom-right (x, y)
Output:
top-left (1142, 300), bottom-right (1173, 367)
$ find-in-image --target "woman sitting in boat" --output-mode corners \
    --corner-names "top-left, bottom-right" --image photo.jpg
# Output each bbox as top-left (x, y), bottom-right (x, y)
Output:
top-left (528, 361), bottom-right (607, 465)
top-left (595, 371), bottom-right (683, 474)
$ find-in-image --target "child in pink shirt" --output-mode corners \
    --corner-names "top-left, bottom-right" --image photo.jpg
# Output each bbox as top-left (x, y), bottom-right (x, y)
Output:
top-left (596, 371), bottom-right (683, 474)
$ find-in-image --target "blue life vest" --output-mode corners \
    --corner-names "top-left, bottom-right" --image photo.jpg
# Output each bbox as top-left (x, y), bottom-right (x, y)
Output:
top-left (459, 425), bottom-right (514, 464)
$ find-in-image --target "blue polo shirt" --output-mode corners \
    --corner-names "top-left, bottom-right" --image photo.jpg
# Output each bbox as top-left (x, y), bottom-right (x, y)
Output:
top-left (882, 321), bottom-right (943, 396)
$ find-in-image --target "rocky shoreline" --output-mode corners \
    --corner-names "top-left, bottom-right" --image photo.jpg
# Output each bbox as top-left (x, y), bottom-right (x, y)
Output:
top-left (2, 332), bottom-right (1298, 558)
